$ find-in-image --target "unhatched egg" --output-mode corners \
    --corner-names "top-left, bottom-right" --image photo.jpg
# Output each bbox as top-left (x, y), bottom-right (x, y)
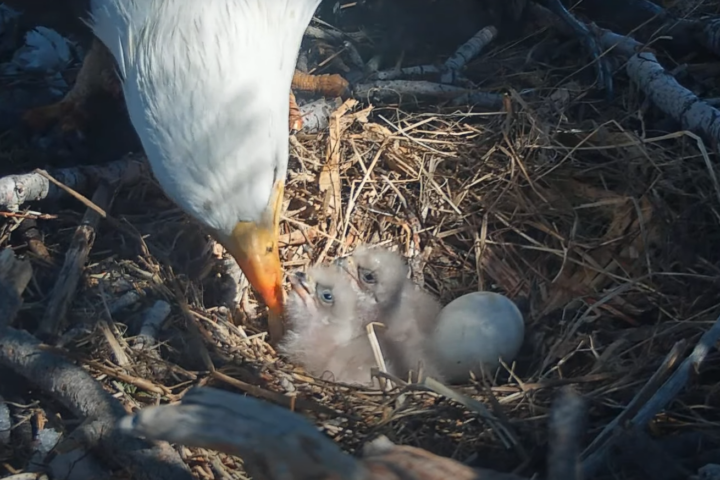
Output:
top-left (429, 291), bottom-right (524, 383)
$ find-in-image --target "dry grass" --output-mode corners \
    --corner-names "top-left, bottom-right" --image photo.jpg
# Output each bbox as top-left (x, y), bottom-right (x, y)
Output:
top-left (2, 2), bottom-right (720, 479)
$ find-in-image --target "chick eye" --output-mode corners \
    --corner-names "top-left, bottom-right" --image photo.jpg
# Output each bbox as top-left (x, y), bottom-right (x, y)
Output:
top-left (317, 286), bottom-right (334, 305)
top-left (358, 267), bottom-right (377, 285)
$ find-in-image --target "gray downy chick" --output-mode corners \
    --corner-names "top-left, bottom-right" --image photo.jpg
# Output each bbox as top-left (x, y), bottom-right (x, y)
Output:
top-left (279, 264), bottom-right (381, 387)
top-left (335, 245), bottom-right (443, 383)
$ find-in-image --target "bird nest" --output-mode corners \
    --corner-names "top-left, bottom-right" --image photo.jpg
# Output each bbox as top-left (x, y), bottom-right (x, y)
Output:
top-left (2, 1), bottom-right (720, 479)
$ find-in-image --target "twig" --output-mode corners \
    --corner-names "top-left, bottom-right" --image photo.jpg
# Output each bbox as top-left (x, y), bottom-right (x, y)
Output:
top-left (34, 169), bottom-right (108, 218)
top-left (292, 70), bottom-right (349, 97)
top-left (366, 322), bottom-right (394, 391)
top-left (107, 290), bottom-right (145, 315)
top-left (633, 317), bottom-right (720, 425)
top-left (422, 376), bottom-right (516, 449)
top-left (448, 90), bottom-right (505, 109)
top-left (17, 218), bottom-right (54, 265)
top-left (209, 370), bottom-right (343, 418)
top-left (38, 183), bottom-right (114, 339)
top-left (0, 155), bottom-right (145, 211)
top-left (361, 435), bottom-right (525, 480)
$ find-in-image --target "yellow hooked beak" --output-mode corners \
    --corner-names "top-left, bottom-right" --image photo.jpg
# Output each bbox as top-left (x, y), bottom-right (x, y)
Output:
top-left (218, 180), bottom-right (286, 342)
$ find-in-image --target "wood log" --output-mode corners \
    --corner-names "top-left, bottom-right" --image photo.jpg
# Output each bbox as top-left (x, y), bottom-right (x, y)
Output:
top-left (120, 386), bottom-right (529, 480)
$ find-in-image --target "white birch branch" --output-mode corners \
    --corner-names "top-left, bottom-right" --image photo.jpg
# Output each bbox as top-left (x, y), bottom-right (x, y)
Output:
top-left (441, 26), bottom-right (498, 84)
top-left (594, 25), bottom-right (720, 145)
top-left (0, 155), bottom-right (146, 211)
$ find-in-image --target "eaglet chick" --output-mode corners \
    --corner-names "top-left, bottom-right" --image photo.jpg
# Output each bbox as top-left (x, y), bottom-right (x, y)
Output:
top-left (279, 264), bottom-right (382, 387)
top-left (335, 245), bottom-right (444, 382)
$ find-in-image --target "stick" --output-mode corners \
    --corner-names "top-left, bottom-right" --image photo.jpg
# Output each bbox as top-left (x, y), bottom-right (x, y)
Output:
top-left (298, 97), bottom-right (343, 133)
top-left (0, 155), bottom-right (145, 211)
top-left (353, 80), bottom-right (470, 103)
top-left (441, 26), bottom-right (498, 84)
top-left (593, 25), bottom-right (720, 145)
top-left (133, 300), bottom-right (172, 350)
top-left (376, 64), bottom-right (440, 81)
top-left (37, 183), bottom-right (114, 339)
top-left (119, 386), bottom-right (366, 480)
top-left (547, 388), bottom-right (586, 480)
top-left (107, 289), bottom-right (145, 315)
top-left (0, 248), bottom-right (33, 329)
top-left (582, 340), bottom-right (685, 459)
top-left (209, 370), bottom-right (342, 418)
top-left (366, 322), bottom-right (394, 391)
top-left (582, 315), bottom-right (720, 477)
top-left (422, 376), bottom-right (516, 449)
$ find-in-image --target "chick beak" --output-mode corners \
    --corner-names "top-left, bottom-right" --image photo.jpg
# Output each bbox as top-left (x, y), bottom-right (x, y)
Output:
top-left (289, 271), bottom-right (312, 300)
top-left (218, 180), bottom-right (285, 341)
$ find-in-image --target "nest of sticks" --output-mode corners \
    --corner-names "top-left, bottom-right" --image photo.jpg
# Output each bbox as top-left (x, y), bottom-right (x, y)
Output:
top-left (2, 1), bottom-right (720, 479)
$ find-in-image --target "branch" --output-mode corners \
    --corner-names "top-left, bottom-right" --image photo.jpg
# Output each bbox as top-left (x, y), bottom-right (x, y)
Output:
top-left (441, 26), bottom-right (498, 84)
top-left (132, 300), bottom-right (172, 350)
top-left (0, 155), bottom-right (145, 211)
top-left (547, 388), bottom-right (586, 480)
top-left (38, 182), bottom-right (114, 339)
top-left (119, 386), bottom-right (367, 480)
top-left (299, 97), bottom-right (343, 133)
top-left (582, 315), bottom-right (720, 477)
top-left (120, 386), bottom-right (529, 480)
top-left (593, 25), bottom-right (720, 145)
top-left (353, 80), bottom-right (471, 103)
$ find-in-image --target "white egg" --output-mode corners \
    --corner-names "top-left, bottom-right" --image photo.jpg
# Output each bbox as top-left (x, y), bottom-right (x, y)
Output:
top-left (430, 292), bottom-right (525, 383)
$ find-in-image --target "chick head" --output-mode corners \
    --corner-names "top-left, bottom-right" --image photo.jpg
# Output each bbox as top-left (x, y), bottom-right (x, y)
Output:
top-left (335, 244), bottom-right (410, 315)
top-left (284, 265), bottom-right (361, 337)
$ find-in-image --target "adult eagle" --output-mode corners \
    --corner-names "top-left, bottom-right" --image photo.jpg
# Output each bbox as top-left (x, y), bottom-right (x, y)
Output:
top-left (8, 0), bottom-right (322, 340)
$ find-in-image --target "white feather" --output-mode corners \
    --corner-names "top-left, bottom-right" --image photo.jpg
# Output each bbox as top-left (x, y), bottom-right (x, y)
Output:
top-left (88, 0), bottom-right (321, 234)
